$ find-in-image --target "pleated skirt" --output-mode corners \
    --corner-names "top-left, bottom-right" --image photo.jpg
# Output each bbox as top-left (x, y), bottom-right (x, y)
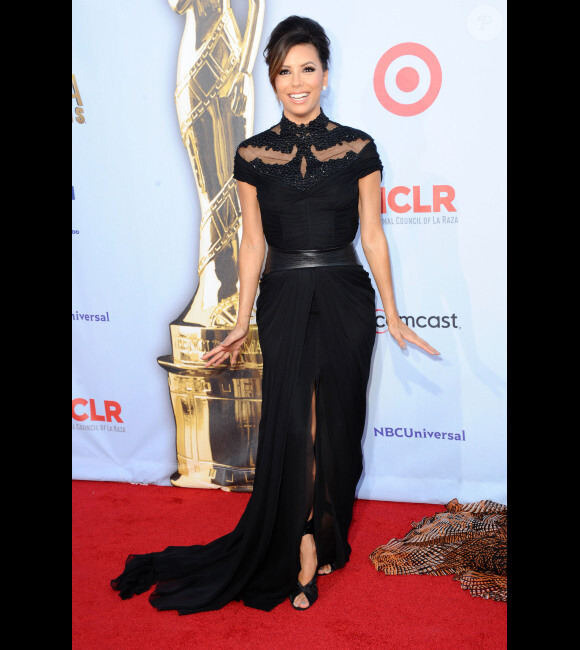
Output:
top-left (111, 264), bottom-right (377, 613)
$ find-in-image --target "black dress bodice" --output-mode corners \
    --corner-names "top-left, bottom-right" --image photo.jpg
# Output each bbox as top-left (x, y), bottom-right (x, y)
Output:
top-left (233, 110), bottom-right (383, 251)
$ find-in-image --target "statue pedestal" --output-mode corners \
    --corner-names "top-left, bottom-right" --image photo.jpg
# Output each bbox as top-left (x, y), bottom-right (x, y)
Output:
top-left (158, 324), bottom-right (262, 491)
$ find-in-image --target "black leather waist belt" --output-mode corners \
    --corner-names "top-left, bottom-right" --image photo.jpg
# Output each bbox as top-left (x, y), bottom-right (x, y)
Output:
top-left (264, 242), bottom-right (360, 274)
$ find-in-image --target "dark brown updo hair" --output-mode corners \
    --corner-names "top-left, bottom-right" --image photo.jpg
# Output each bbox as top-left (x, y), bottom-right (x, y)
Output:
top-left (263, 16), bottom-right (331, 92)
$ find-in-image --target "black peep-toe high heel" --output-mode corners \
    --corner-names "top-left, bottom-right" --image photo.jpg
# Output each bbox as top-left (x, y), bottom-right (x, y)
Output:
top-left (290, 518), bottom-right (318, 610)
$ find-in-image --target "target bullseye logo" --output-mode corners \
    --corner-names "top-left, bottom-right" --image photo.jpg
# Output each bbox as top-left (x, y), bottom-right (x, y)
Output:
top-left (374, 43), bottom-right (442, 116)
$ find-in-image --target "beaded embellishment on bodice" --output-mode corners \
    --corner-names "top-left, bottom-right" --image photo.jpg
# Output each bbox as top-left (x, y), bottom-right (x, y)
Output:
top-left (236, 110), bottom-right (374, 191)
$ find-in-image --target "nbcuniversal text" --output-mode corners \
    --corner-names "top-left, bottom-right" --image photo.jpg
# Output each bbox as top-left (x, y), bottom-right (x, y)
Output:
top-left (72, 310), bottom-right (110, 322)
top-left (374, 427), bottom-right (466, 442)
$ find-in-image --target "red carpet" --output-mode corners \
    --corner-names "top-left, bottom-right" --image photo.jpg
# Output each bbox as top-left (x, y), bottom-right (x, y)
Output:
top-left (72, 480), bottom-right (507, 649)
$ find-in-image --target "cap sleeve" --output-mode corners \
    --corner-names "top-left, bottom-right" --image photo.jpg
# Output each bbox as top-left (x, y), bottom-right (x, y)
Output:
top-left (233, 148), bottom-right (260, 187)
top-left (356, 139), bottom-right (383, 181)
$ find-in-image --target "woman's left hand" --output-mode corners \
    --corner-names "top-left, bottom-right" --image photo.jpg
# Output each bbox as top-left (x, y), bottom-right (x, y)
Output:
top-left (387, 315), bottom-right (440, 356)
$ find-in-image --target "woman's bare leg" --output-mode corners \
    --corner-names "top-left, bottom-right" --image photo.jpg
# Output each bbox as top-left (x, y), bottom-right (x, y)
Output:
top-left (294, 388), bottom-right (319, 608)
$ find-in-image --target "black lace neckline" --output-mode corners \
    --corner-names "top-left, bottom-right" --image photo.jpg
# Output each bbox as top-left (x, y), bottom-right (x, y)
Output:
top-left (236, 110), bottom-right (377, 190)
top-left (279, 110), bottom-right (329, 137)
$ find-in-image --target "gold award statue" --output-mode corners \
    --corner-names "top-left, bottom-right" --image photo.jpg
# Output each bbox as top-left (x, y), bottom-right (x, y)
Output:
top-left (158, 0), bottom-right (265, 490)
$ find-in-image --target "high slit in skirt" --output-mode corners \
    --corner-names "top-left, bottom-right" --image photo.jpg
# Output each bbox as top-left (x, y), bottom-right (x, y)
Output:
top-left (111, 264), bottom-right (377, 614)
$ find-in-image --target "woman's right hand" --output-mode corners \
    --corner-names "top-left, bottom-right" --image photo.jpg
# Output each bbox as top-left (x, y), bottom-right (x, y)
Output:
top-left (200, 324), bottom-right (250, 367)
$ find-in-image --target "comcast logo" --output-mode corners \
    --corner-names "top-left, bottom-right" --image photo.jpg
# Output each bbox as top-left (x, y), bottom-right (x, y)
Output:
top-left (376, 310), bottom-right (459, 334)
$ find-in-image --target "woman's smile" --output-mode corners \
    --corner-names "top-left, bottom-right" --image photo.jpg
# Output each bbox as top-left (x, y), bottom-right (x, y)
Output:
top-left (288, 92), bottom-right (310, 104)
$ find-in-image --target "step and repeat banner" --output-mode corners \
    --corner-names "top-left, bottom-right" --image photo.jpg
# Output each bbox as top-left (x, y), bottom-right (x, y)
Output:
top-left (72, 1), bottom-right (506, 504)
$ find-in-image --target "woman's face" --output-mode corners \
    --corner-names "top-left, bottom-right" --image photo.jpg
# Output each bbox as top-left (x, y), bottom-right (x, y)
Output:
top-left (274, 43), bottom-right (328, 124)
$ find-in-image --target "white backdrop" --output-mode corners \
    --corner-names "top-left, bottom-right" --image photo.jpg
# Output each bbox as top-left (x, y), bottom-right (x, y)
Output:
top-left (72, 0), bottom-right (507, 504)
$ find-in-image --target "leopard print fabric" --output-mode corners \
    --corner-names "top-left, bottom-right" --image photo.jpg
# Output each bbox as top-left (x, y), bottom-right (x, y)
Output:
top-left (369, 498), bottom-right (507, 601)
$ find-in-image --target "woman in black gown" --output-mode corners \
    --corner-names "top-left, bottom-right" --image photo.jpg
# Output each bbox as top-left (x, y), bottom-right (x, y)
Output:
top-left (111, 15), bottom-right (438, 614)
